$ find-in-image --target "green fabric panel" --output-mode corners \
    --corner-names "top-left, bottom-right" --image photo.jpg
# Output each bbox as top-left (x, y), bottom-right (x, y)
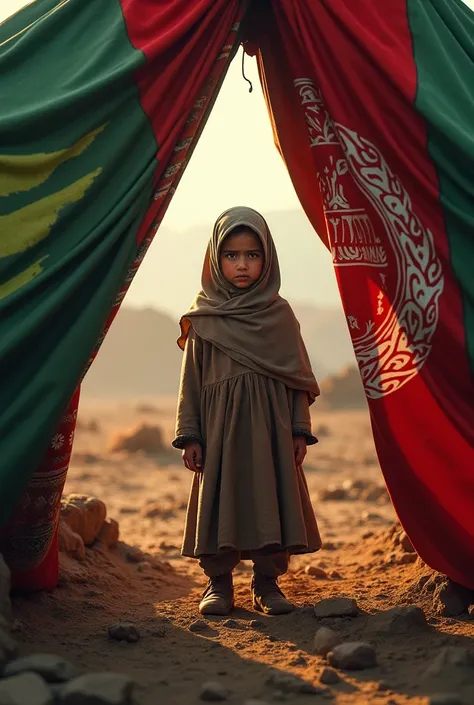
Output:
top-left (408, 0), bottom-right (474, 372)
top-left (0, 0), bottom-right (158, 519)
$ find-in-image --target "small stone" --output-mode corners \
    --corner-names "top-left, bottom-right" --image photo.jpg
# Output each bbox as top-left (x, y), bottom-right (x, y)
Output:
top-left (314, 597), bottom-right (359, 618)
top-left (4, 653), bottom-right (79, 682)
top-left (329, 571), bottom-right (343, 580)
top-left (60, 673), bottom-right (135, 704)
top-left (319, 486), bottom-right (347, 501)
top-left (361, 511), bottom-right (383, 522)
top-left (433, 578), bottom-right (473, 617)
top-left (0, 673), bottom-right (53, 705)
top-left (136, 561), bottom-right (153, 573)
top-left (200, 682), bottom-right (229, 701)
top-left (362, 531), bottom-right (374, 539)
top-left (248, 620), bottom-right (265, 629)
top-left (125, 546), bottom-right (143, 564)
top-left (108, 622), bottom-right (140, 643)
top-left (377, 681), bottom-right (390, 691)
top-left (399, 531), bottom-right (415, 553)
top-left (429, 695), bottom-right (464, 705)
top-left (313, 627), bottom-right (341, 656)
top-left (398, 552), bottom-right (417, 564)
top-left (96, 519), bottom-right (119, 549)
top-left (319, 667), bottom-right (340, 685)
top-left (289, 655), bottom-right (307, 667)
top-left (189, 620), bottom-right (209, 633)
top-left (365, 606), bottom-right (427, 635)
top-left (222, 619), bottom-right (239, 628)
top-left (322, 541), bottom-right (337, 551)
top-left (58, 521), bottom-right (86, 561)
top-left (266, 672), bottom-right (323, 695)
top-left (305, 566), bottom-right (328, 579)
top-left (327, 642), bottom-right (377, 670)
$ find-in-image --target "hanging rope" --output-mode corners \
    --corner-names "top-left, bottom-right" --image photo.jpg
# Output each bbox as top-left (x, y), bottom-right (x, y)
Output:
top-left (241, 49), bottom-right (253, 93)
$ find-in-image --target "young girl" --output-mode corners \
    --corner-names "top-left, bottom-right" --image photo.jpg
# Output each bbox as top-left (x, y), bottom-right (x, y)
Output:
top-left (172, 206), bottom-right (321, 616)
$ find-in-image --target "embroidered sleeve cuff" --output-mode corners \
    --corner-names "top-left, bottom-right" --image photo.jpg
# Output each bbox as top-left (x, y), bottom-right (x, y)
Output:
top-left (292, 428), bottom-right (318, 445)
top-left (171, 434), bottom-right (203, 450)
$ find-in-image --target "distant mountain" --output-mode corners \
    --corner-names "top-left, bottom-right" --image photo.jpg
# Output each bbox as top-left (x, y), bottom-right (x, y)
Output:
top-left (293, 303), bottom-right (356, 381)
top-left (82, 304), bottom-right (357, 399)
top-left (319, 366), bottom-right (367, 410)
top-left (82, 307), bottom-right (182, 399)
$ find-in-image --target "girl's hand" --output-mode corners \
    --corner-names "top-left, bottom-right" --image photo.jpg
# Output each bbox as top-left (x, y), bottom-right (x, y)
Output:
top-left (182, 442), bottom-right (203, 473)
top-left (293, 435), bottom-right (307, 466)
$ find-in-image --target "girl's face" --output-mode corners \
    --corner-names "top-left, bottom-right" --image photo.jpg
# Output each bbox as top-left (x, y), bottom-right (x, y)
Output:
top-left (220, 229), bottom-right (264, 289)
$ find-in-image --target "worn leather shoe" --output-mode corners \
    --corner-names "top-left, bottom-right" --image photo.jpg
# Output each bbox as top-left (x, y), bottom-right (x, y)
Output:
top-left (252, 574), bottom-right (294, 615)
top-left (199, 573), bottom-right (234, 616)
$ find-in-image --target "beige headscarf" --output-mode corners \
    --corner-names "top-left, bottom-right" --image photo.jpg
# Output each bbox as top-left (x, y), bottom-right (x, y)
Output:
top-left (178, 206), bottom-right (320, 401)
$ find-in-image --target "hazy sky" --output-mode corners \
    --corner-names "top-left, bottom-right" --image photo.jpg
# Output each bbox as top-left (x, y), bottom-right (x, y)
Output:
top-left (2, 0), bottom-right (474, 315)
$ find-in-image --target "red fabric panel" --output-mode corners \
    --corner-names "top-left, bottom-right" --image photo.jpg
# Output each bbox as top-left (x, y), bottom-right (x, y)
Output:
top-left (121, 0), bottom-right (245, 244)
top-left (0, 387), bottom-right (80, 592)
top-left (254, 1), bottom-right (474, 587)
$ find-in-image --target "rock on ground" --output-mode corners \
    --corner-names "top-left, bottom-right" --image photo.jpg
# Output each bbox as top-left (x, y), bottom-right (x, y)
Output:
top-left (422, 647), bottom-right (474, 685)
top-left (60, 673), bottom-right (135, 705)
top-left (433, 579), bottom-right (474, 618)
top-left (266, 672), bottom-right (323, 695)
top-left (313, 627), bottom-right (341, 656)
top-left (0, 672), bottom-right (53, 705)
top-left (364, 606), bottom-right (427, 635)
top-left (4, 653), bottom-right (79, 682)
top-left (189, 620), bottom-right (209, 633)
top-left (327, 642), bottom-right (377, 670)
top-left (314, 597), bottom-right (359, 618)
top-left (319, 667), bottom-right (340, 685)
top-left (58, 520), bottom-right (86, 561)
top-left (108, 424), bottom-right (165, 455)
top-left (108, 623), bottom-right (140, 643)
top-left (200, 682), bottom-right (230, 702)
top-left (305, 565), bottom-right (328, 579)
top-left (61, 495), bottom-right (107, 546)
top-left (96, 519), bottom-right (120, 549)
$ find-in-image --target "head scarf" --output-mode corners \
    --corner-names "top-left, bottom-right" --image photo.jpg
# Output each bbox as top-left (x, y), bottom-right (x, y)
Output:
top-left (178, 206), bottom-right (319, 401)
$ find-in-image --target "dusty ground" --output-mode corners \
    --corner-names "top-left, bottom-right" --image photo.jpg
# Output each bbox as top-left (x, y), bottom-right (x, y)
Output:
top-left (11, 401), bottom-right (474, 704)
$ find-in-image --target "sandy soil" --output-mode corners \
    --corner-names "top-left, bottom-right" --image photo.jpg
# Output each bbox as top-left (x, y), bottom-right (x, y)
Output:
top-left (11, 401), bottom-right (474, 704)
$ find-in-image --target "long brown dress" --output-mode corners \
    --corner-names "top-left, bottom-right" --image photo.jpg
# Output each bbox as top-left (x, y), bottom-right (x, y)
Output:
top-left (174, 328), bottom-right (322, 559)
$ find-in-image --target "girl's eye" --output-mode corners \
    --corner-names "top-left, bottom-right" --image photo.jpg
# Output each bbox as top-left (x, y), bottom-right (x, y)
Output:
top-left (249, 252), bottom-right (261, 259)
top-left (225, 253), bottom-right (236, 259)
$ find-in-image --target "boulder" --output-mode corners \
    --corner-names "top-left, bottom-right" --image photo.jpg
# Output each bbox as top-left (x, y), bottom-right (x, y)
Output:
top-left (0, 673), bottom-right (53, 705)
top-left (4, 653), bottom-right (79, 683)
top-left (314, 597), bottom-right (359, 618)
top-left (327, 642), bottom-right (377, 670)
top-left (60, 495), bottom-right (107, 546)
top-left (60, 673), bottom-right (135, 705)
top-left (313, 627), bottom-right (341, 656)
